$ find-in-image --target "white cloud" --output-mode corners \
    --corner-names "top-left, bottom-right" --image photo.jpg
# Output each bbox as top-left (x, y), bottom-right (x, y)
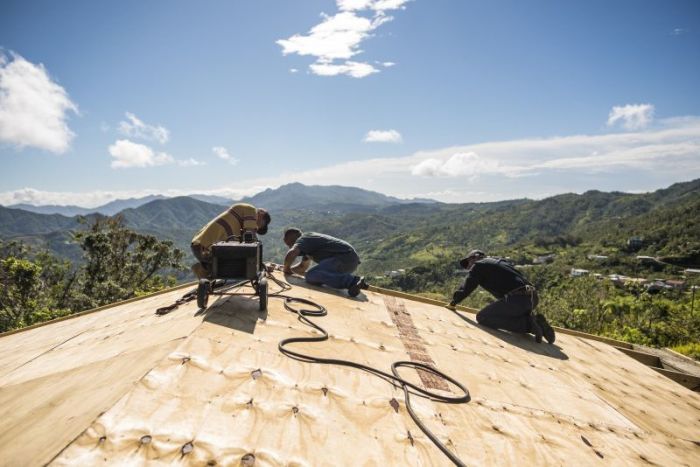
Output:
top-left (364, 129), bottom-right (403, 143)
top-left (212, 146), bottom-right (239, 165)
top-left (6, 115), bottom-right (699, 206)
top-left (118, 112), bottom-right (169, 144)
top-left (311, 60), bottom-right (378, 78)
top-left (109, 139), bottom-right (174, 169)
top-left (607, 104), bottom-right (654, 130)
top-left (411, 152), bottom-right (501, 177)
top-left (290, 68), bottom-right (299, 73)
top-left (370, 0), bottom-right (411, 12)
top-left (177, 158), bottom-right (206, 167)
top-left (0, 52), bottom-right (78, 153)
top-left (338, 0), bottom-right (410, 12)
top-left (240, 116), bottom-right (700, 192)
top-left (671, 28), bottom-right (688, 36)
top-left (277, 1), bottom-right (408, 78)
top-left (337, 0), bottom-right (374, 10)
top-left (277, 12), bottom-right (377, 61)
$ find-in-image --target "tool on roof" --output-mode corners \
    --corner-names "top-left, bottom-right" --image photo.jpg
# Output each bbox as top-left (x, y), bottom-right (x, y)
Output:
top-left (196, 230), bottom-right (268, 311)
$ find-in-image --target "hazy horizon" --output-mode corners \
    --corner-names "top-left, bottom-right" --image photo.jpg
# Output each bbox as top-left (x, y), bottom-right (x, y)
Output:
top-left (2, 177), bottom-right (697, 210)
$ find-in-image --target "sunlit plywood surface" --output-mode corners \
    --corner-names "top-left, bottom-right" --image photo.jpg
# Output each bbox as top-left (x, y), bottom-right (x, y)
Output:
top-left (1, 273), bottom-right (699, 466)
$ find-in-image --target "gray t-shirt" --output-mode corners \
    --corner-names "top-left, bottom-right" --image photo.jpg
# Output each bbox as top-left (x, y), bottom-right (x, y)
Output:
top-left (294, 232), bottom-right (358, 263)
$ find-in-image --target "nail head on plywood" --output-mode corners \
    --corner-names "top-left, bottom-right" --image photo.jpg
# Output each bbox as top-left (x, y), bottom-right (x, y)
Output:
top-left (181, 442), bottom-right (194, 455)
top-left (389, 398), bottom-right (400, 413)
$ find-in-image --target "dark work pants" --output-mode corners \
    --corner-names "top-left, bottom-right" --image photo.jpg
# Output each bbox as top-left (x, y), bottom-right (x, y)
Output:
top-left (476, 292), bottom-right (539, 334)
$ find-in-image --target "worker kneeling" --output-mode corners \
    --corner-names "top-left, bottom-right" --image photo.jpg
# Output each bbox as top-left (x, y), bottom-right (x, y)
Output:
top-left (283, 228), bottom-right (368, 297)
top-left (450, 250), bottom-right (556, 344)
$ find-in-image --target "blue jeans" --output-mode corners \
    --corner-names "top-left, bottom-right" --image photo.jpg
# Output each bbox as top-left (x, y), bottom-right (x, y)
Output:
top-left (305, 254), bottom-right (359, 290)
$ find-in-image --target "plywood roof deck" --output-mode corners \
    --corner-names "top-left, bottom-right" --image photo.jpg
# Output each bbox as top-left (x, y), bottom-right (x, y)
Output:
top-left (1, 273), bottom-right (699, 466)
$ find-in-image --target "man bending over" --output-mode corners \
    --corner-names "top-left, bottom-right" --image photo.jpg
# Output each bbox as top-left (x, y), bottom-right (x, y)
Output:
top-left (191, 203), bottom-right (270, 279)
top-left (283, 228), bottom-right (368, 297)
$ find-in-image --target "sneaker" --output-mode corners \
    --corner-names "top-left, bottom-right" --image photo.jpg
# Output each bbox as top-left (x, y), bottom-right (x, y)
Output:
top-left (536, 314), bottom-right (556, 344)
top-left (529, 313), bottom-right (543, 344)
top-left (348, 276), bottom-right (366, 297)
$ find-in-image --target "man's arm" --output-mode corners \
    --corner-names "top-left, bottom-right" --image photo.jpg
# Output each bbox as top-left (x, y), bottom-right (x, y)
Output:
top-left (450, 272), bottom-right (480, 306)
top-left (283, 246), bottom-right (301, 274)
top-left (291, 257), bottom-right (311, 275)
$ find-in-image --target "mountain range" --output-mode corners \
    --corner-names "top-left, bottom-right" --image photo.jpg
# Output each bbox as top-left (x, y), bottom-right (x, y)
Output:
top-left (7, 195), bottom-right (168, 217)
top-left (4, 183), bottom-right (434, 217)
top-left (1, 180), bottom-right (698, 271)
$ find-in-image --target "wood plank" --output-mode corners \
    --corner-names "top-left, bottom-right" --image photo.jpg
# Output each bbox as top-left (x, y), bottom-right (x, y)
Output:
top-left (652, 367), bottom-right (700, 392)
top-left (614, 346), bottom-right (662, 367)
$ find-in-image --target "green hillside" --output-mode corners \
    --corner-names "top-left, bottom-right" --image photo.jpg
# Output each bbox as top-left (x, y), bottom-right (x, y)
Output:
top-left (2, 180), bottom-right (699, 273)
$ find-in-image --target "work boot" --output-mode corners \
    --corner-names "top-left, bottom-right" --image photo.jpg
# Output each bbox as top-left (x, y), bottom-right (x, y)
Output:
top-left (536, 314), bottom-right (556, 344)
top-left (529, 312), bottom-right (543, 344)
top-left (348, 276), bottom-right (367, 297)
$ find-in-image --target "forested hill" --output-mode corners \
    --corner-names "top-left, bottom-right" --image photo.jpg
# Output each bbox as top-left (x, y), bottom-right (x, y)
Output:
top-left (1, 179), bottom-right (698, 270)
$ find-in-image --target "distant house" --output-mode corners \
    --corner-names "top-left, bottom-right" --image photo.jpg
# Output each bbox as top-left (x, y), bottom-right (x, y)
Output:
top-left (533, 254), bottom-right (556, 264)
top-left (608, 274), bottom-right (630, 285)
top-left (636, 255), bottom-right (660, 265)
top-left (570, 268), bottom-right (590, 277)
top-left (587, 255), bottom-right (608, 261)
top-left (664, 280), bottom-right (686, 290)
top-left (646, 280), bottom-right (672, 293)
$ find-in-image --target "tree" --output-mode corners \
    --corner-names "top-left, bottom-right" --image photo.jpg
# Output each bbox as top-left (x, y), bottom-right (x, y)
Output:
top-left (0, 241), bottom-right (73, 331)
top-left (0, 217), bottom-right (185, 332)
top-left (74, 215), bottom-right (185, 307)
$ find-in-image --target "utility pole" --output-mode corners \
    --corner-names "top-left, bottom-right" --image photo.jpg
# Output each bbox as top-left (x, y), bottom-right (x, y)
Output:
top-left (685, 269), bottom-right (700, 316)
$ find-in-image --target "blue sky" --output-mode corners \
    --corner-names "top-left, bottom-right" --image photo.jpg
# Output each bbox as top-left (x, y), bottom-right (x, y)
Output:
top-left (1, 0), bottom-right (699, 206)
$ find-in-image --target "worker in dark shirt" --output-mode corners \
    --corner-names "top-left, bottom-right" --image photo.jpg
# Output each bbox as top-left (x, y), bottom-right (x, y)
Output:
top-left (449, 250), bottom-right (555, 344)
top-left (283, 228), bottom-right (368, 297)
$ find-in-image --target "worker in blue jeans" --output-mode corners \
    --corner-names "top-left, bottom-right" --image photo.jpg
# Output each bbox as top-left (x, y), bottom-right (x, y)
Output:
top-left (283, 228), bottom-right (368, 297)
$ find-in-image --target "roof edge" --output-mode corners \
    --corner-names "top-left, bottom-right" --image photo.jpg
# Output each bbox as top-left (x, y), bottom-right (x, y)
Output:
top-left (0, 281), bottom-right (197, 339)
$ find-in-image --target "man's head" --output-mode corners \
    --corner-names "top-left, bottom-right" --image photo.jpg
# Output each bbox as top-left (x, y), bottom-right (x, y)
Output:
top-left (459, 249), bottom-right (486, 269)
top-left (283, 227), bottom-right (303, 247)
top-left (256, 208), bottom-right (271, 235)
